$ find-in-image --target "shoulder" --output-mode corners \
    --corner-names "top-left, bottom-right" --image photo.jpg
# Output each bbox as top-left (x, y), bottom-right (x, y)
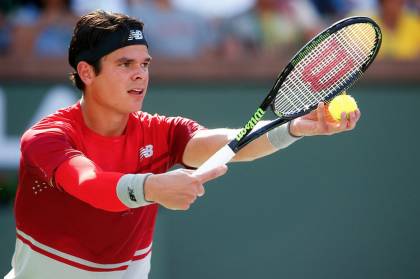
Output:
top-left (131, 111), bottom-right (199, 126)
top-left (129, 111), bottom-right (204, 136)
top-left (21, 104), bottom-right (80, 148)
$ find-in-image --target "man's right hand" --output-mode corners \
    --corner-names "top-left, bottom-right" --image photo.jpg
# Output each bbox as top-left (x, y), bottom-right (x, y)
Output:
top-left (144, 165), bottom-right (228, 210)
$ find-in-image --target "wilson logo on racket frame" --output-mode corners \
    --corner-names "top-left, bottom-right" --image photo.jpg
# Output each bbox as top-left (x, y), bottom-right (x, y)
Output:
top-left (236, 108), bottom-right (265, 141)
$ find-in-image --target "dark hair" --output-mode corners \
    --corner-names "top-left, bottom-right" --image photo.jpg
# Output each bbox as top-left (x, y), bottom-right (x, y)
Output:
top-left (68, 10), bottom-right (145, 91)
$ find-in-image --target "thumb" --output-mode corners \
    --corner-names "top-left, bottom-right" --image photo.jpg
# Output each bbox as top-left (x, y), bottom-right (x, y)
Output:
top-left (194, 165), bottom-right (228, 184)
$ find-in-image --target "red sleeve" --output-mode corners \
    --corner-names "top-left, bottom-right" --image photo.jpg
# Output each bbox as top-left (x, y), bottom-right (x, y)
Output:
top-left (21, 127), bottom-right (83, 183)
top-left (165, 116), bottom-right (204, 166)
top-left (21, 127), bottom-right (128, 212)
top-left (55, 156), bottom-right (128, 212)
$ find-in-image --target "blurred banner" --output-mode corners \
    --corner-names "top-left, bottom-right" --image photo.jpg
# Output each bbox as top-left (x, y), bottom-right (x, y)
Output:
top-left (0, 85), bottom-right (78, 168)
top-left (1, 82), bottom-right (420, 279)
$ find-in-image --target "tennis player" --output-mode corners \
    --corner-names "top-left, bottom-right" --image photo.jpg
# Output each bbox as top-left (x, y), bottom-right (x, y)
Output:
top-left (5, 10), bottom-right (360, 279)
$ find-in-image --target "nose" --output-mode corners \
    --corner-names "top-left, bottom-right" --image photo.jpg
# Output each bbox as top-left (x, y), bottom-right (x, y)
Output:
top-left (131, 65), bottom-right (148, 81)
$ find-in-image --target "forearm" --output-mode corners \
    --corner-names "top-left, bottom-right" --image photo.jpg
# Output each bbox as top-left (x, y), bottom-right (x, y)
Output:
top-left (182, 128), bottom-right (233, 167)
top-left (55, 155), bottom-right (226, 212)
top-left (233, 133), bottom-right (277, 162)
top-left (55, 156), bottom-right (146, 212)
top-left (234, 122), bottom-right (301, 161)
top-left (183, 122), bottom-right (301, 166)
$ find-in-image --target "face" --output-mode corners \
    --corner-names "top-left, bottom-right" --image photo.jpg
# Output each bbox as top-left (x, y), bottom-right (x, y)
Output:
top-left (83, 45), bottom-right (151, 115)
top-left (381, 0), bottom-right (404, 18)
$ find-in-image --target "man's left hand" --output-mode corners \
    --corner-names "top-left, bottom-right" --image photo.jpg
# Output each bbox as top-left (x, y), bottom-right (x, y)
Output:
top-left (289, 102), bottom-right (361, 137)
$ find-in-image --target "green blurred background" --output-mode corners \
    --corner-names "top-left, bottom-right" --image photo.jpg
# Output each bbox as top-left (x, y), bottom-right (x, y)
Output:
top-left (1, 82), bottom-right (419, 279)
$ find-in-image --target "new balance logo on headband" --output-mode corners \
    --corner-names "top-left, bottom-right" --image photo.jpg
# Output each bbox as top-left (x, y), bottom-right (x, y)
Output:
top-left (128, 30), bottom-right (144, 41)
top-left (73, 28), bottom-right (148, 69)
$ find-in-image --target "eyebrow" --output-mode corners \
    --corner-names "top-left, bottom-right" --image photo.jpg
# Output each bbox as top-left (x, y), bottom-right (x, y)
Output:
top-left (115, 57), bottom-right (152, 64)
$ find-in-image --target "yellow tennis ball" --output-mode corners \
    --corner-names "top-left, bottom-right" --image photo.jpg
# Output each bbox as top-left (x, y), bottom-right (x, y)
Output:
top-left (328, 94), bottom-right (358, 121)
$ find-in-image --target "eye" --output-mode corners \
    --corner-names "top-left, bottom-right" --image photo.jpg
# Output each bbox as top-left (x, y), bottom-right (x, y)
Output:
top-left (120, 62), bottom-right (131, 68)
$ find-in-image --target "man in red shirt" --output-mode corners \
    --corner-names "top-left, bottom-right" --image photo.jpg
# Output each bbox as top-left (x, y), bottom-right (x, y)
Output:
top-left (5, 10), bottom-right (360, 279)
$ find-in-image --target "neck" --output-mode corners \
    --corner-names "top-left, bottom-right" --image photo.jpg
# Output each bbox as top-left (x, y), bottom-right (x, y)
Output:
top-left (80, 97), bottom-right (129, 137)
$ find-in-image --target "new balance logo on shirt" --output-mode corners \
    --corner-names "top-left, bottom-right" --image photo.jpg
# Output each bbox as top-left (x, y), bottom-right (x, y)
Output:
top-left (139, 145), bottom-right (153, 159)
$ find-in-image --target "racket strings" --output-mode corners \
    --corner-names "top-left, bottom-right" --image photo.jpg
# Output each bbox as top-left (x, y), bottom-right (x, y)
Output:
top-left (273, 23), bottom-right (377, 116)
top-left (320, 23), bottom-right (376, 88)
top-left (284, 72), bottom-right (317, 110)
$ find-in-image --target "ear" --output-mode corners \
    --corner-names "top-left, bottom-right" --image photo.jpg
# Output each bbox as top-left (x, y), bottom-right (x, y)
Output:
top-left (77, 61), bottom-right (96, 86)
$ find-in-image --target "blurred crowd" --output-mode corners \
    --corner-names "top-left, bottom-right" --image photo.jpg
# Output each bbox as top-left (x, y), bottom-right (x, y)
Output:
top-left (0, 0), bottom-right (419, 63)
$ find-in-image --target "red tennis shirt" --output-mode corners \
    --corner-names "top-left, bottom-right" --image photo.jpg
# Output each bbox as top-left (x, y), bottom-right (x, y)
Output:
top-left (8, 102), bottom-right (202, 278)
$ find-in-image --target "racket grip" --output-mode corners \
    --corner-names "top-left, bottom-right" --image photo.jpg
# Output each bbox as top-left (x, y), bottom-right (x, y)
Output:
top-left (193, 145), bottom-right (236, 176)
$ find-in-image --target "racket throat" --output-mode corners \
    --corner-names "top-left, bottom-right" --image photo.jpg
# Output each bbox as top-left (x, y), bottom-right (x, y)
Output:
top-left (235, 108), bottom-right (266, 142)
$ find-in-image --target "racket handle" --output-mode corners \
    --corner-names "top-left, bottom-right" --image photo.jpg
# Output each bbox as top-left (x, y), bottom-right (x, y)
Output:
top-left (193, 145), bottom-right (235, 176)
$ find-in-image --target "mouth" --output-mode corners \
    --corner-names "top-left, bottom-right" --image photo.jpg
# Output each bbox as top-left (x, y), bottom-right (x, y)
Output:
top-left (127, 88), bottom-right (144, 95)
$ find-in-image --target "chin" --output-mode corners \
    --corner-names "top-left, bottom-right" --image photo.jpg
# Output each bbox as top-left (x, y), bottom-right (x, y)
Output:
top-left (130, 102), bottom-right (143, 113)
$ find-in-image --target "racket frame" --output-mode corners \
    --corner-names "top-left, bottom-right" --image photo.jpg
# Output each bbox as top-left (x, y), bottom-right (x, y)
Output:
top-left (194, 16), bottom-right (382, 175)
top-left (232, 16), bottom-right (382, 152)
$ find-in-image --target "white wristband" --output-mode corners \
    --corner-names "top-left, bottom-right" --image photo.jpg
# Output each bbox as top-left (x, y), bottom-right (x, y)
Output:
top-left (116, 173), bottom-right (154, 208)
top-left (267, 122), bottom-right (302, 150)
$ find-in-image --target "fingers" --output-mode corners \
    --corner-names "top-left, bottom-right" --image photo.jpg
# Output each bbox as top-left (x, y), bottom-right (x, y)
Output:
top-left (293, 102), bottom-right (361, 136)
top-left (165, 165), bottom-right (227, 210)
top-left (196, 184), bottom-right (205, 197)
top-left (190, 165), bottom-right (227, 199)
top-left (193, 165), bottom-right (228, 184)
top-left (317, 102), bottom-right (335, 133)
top-left (316, 102), bottom-right (326, 124)
top-left (347, 111), bottom-right (356, 129)
top-left (333, 108), bottom-right (360, 133)
top-left (339, 112), bottom-right (347, 129)
top-left (356, 109), bottom-right (361, 120)
top-left (343, 108), bottom-right (361, 129)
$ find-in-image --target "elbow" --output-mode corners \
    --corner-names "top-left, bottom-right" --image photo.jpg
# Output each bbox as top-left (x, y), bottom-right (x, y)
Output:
top-left (232, 154), bottom-right (260, 162)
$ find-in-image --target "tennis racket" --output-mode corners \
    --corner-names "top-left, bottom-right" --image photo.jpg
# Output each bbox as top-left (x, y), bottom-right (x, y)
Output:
top-left (194, 16), bottom-right (382, 175)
